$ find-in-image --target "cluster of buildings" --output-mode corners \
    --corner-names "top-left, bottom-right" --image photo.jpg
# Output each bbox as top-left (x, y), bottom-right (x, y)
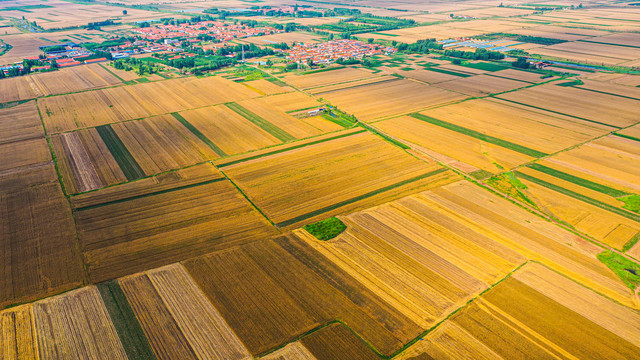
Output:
top-left (283, 39), bottom-right (396, 64)
top-left (133, 21), bottom-right (282, 42)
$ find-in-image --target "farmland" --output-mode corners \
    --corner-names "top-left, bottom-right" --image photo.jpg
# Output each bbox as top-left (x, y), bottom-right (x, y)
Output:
top-left (3, 0), bottom-right (640, 357)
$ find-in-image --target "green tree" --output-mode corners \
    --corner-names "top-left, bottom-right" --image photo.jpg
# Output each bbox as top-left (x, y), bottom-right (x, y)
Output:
top-left (123, 9), bottom-right (128, 15)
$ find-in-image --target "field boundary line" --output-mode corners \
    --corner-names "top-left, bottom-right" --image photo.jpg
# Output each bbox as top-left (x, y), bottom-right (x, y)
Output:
top-left (219, 169), bottom-right (280, 229)
top-left (73, 178), bottom-right (226, 212)
top-left (217, 129), bottom-right (367, 167)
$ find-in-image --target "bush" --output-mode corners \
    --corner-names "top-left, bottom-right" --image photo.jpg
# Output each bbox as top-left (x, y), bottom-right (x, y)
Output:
top-left (303, 217), bottom-right (347, 240)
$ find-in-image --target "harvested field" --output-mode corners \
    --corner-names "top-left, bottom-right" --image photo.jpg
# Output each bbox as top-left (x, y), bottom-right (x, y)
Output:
top-left (401, 68), bottom-right (463, 84)
top-left (397, 263), bottom-right (640, 359)
top-left (119, 263), bottom-right (252, 360)
top-left (574, 79), bottom-right (640, 100)
top-left (421, 98), bottom-right (612, 154)
top-left (433, 74), bottom-right (529, 97)
top-left (0, 305), bottom-right (38, 359)
top-left (0, 162), bottom-right (82, 308)
top-left (0, 101), bottom-right (43, 144)
top-left (488, 68), bottom-right (554, 83)
top-left (300, 323), bottom-right (379, 360)
top-left (38, 76), bottom-right (258, 133)
top-left (307, 75), bottom-right (397, 95)
top-left (176, 105), bottom-right (281, 156)
top-left (319, 79), bottom-right (466, 121)
top-left (223, 132), bottom-right (457, 228)
top-left (282, 67), bottom-right (379, 90)
top-left (376, 115), bottom-right (534, 173)
top-left (51, 129), bottom-right (127, 194)
top-left (184, 238), bottom-right (423, 356)
top-left (32, 286), bottom-right (128, 360)
top-left (0, 63), bottom-right (122, 103)
top-left (300, 114), bottom-right (345, 132)
top-left (496, 83), bottom-right (640, 128)
top-left (111, 114), bottom-right (220, 175)
top-left (258, 91), bottom-right (322, 113)
top-left (242, 79), bottom-right (292, 95)
top-left (538, 40), bottom-right (640, 65)
top-left (261, 342), bottom-right (317, 360)
top-left (0, 138), bottom-right (51, 173)
top-left (74, 173), bottom-right (278, 282)
top-left (234, 98), bottom-right (323, 139)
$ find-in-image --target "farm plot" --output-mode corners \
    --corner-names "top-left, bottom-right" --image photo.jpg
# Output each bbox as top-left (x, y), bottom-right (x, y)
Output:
top-left (300, 323), bottom-right (380, 360)
top-left (291, 192), bottom-right (526, 329)
top-left (0, 101), bottom-right (43, 144)
top-left (573, 79), bottom-right (640, 100)
top-left (0, 63), bottom-right (123, 103)
top-left (488, 68), bottom-right (554, 83)
top-left (376, 115), bottom-right (534, 174)
top-left (402, 68), bottom-right (467, 84)
top-left (396, 263), bottom-right (640, 359)
top-left (31, 286), bottom-right (129, 360)
top-left (0, 137), bottom-right (51, 173)
top-left (175, 105), bottom-right (281, 156)
top-left (223, 131), bottom-right (457, 228)
top-left (74, 171), bottom-right (278, 282)
top-left (118, 263), bottom-right (252, 360)
top-left (38, 76), bottom-right (258, 133)
top-left (536, 40), bottom-right (640, 65)
top-left (496, 82), bottom-right (640, 128)
top-left (242, 79), bottom-right (292, 95)
top-left (184, 238), bottom-right (424, 357)
top-left (0, 163), bottom-right (83, 308)
top-left (422, 98), bottom-right (613, 154)
top-left (282, 67), bottom-right (380, 90)
top-left (307, 75), bottom-right (398, 95)
top-left (433, 74), bottom-right (529, 97)
top-left (258, 91), bottom-right (323, 113)
top-left (319, 79), bottom-right (466, 121)
top-left (233, 98), bottom-right (324, 139)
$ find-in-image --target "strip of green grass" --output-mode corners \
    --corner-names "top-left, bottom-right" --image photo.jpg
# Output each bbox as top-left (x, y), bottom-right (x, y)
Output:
top-left (277, 168), bottom-right (448, 227)
top-left (614, 133), bottom-right (640, 143)
top-left (424, 67), bottom-right (472, 78)
top-left (304, 217), bottom-right (347, 240)
top-left (97, 281), bottom-right (158, 360)
top-left (555, 79), bottom-right (583, 87)
top-left (527, 163), bottom-right (628, 197)
top-left (171, 112), bottom-right (227, 157)
top-left (411, 113), bottom-right (547, 158)
top-left (370, 32), bottom-right (399, 36)
top-left (74, 178), bottom-right (225, 212)
top-left (96, 125), bottom-right (145, 181)
top-left (219, 129), bottom-right (366, 168)
top-left (460, 62), bottom-right (507, 72)
top-left (322, 113), bottom-right (353, 128)
top-left (597, 251), bottom-right (640, 290)
top-left (623, 232), bottom-right (640, 253)
top-left (514, 171), bottom-right (640, 223)
top-left (225, 102), bottom-right (295, 142)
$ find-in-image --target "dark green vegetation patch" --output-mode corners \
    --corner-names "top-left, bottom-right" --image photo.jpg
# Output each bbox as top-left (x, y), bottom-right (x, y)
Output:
top-left (620, 194), bottom-right (640, 213)
top-left (96, 125), bottom-right (145, 181)
top-left (304, 217), bottom-right (347, 240)
top-left (597, 251), bottom-right (640, 290)
top-left (527, 163), bottom-right (628, 197)
top-left (171, 112), bottom-right (227, 157)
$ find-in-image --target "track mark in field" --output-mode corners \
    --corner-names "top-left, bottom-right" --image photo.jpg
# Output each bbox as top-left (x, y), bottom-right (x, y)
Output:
top-left (225, 102), bottom-right (296, 142)
top-left (96, 124), bottom-right (145, 181)
top-left (60, 132), bottom-right (103, 192)
top-left (170, 112), bottom-right (228, 157)
top-left (276, 168), bottom-right (449, 227)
